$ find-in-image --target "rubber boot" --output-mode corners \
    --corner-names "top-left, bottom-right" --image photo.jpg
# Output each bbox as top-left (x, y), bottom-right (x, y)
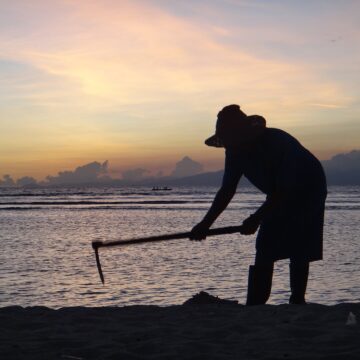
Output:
top-left (246, 264), bottom-right (274, 306)
top-left (289, 262), bottom-right (309, 304)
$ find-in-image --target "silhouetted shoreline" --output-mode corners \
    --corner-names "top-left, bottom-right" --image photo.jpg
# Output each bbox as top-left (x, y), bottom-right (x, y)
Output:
top-left (1, 301), bottom-right (359, 359)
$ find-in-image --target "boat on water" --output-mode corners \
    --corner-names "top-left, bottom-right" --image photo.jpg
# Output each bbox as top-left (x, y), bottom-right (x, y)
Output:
top-left (152, 186), bottom-right (172, 191)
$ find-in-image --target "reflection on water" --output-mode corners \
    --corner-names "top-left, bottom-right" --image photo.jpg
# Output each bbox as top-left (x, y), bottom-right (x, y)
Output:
top-left (0, 186), bottom-right (359, 308)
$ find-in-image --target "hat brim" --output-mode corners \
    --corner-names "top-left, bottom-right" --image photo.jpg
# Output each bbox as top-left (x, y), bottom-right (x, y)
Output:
top-left (205, 134), bottom-right (224, 148)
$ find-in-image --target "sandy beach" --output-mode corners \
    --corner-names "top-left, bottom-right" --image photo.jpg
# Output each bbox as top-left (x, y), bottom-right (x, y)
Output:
top-left (1, 294), bottom-right (359, 360)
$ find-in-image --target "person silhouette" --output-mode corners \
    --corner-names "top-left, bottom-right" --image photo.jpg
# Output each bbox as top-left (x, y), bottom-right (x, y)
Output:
top-left (190, 104), bottom-right (327, 305)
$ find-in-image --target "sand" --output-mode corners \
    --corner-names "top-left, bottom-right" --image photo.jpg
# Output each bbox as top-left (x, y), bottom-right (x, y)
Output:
top-left (1, 293), bottom-right (359, 360)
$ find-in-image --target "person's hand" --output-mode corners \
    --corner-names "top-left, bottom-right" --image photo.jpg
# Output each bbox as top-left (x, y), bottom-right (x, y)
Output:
top-left (240, 214), bottom-right (261, 235)
top-left (190, 221), bottom-right (210, 241)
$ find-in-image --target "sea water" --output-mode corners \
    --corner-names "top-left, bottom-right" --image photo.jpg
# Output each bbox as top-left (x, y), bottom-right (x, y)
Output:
top-left (0, 186), bottom-right (359, 308)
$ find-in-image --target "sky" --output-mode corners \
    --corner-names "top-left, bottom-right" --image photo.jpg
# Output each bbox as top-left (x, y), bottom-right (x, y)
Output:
top-left (0, 0), bottom-right (359, 180)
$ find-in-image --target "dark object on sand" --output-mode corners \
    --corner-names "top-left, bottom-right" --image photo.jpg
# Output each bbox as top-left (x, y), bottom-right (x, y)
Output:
top-left (92, 225), bottom-right (243, 284)
top-left (183, 291), bottom-right (238, 305)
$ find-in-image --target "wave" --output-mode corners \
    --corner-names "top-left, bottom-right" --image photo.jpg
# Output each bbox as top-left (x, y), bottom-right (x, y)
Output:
top-left (0, 205), bottom-right (358, 212)
top-left (0, 203), bottom-right (359, 211)
top-left (0, 206), bottom-right (258, 211)
top-left (326, 205), bottom-right (360, 210)
top-left (0, 191), bottom-right (162, 197)
top-left (0, 192), bottom-right (91, 197)
top-left (0, 207), bottom-right (46, 211)
top-left (0, 200), bottom-right (210, 205)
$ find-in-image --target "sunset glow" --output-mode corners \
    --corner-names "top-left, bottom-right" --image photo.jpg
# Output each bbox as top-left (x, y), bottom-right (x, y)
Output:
top-left (1, 0), bottom-right (359, 180)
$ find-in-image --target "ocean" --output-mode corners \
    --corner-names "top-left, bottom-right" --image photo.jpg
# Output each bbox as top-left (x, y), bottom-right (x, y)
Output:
top-left (0, 186), bottom-right (359, 308)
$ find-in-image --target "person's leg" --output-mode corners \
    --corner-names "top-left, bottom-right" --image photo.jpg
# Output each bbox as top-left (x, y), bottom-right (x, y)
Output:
top-left (289, 259), bottom-right (309, 304)
top-left (246, 254), bottom-right (274, 305)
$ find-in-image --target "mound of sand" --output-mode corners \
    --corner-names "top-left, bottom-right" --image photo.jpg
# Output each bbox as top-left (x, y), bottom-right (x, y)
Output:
top-left (183, 291), bottom-right (238, 306)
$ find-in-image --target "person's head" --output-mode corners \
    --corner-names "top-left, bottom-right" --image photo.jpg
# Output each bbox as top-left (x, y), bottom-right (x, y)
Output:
top-left (205, 105), bottom-right (266, 149)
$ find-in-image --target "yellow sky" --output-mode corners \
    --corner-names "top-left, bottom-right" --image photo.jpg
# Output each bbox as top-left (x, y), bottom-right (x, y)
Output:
top-left (0, 0), bottom-right (359, 180)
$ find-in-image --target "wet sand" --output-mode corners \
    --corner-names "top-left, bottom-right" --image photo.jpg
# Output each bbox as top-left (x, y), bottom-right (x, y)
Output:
top-left (1, 297), bottom-right (359, 360)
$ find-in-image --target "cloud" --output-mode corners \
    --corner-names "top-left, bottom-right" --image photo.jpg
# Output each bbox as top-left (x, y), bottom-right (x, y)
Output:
top-left (323, 150), bottom-right (360, 169)
top-left (16, 176), bottom-right (38, 187)
top-left (121, 168), bottom-right (149, 182)
top-left (171, 156), bottom-right (203, 178)
top-left (1, 0), bottom-right (353, 112)
top-left (309, 103), bottom-right (347, 109)
top-left (45, 160), bottom-right (109, 185)
top-left (0, 175), bottom-right (15, 187)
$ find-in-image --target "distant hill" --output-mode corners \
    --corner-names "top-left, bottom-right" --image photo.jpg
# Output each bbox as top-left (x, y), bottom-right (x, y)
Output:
top-left (162, 170), bottom-right (252, 187)
top-left (322, 150), bottom-right (360, 185)
top-left (165, 170), bottom-right (223, 187)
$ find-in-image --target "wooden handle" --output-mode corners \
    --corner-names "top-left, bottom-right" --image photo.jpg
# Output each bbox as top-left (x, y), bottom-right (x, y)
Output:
top-left (92, 225), bottom-right (243, 249)
top-left (92, 225), bottom-right (244, 284)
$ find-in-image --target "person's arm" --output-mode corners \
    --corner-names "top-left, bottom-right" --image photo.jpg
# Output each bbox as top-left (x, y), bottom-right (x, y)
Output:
top-left (240, 192), bottom-right (282, 235)
top-left (190, 149), bottom-right (242, 240)
top-left (190, 186), bottom-right (237, 240)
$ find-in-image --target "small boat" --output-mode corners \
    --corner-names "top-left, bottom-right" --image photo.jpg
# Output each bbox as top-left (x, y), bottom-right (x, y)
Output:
top-left (152, 186), bottom-right (172, 191)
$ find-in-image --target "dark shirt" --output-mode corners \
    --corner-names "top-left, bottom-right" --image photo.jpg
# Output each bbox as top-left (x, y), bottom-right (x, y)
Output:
top-left (222, 128), bottom-right (327, 197)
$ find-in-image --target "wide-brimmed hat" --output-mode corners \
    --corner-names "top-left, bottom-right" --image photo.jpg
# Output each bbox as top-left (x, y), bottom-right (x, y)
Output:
top-left (205, 105), bottom-right (266, 148)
